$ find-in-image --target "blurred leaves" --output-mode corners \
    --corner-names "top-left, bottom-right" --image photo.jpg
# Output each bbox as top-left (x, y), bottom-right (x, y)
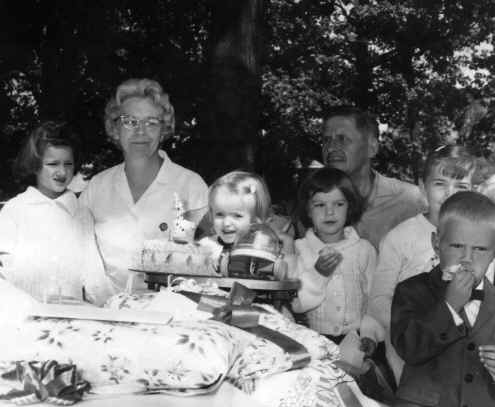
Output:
top-left (261, 0), bottom-right (495, 187)
top-left (1, 0), bottom-right (495, 199)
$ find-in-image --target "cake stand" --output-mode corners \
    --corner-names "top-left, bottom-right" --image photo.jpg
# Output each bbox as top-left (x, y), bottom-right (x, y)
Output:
top-left (129, 269), bottom-right (300, 311)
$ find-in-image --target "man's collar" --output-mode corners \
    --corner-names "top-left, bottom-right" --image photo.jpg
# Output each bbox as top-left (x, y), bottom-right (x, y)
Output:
top-left (361, 170), bottom-right (377, 205)
top-left (369, 170), bottom-right (386, 198)
top-left (370, 170), bottom-right (409, 200)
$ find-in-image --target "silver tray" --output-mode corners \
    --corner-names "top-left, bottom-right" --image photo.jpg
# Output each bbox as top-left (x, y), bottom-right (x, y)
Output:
top-left (129, 269), bottom-right (300, 291)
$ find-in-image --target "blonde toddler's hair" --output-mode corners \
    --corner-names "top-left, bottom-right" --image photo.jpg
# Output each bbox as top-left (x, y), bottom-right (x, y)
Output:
top-left (208, 171), bottom-right (272, 223)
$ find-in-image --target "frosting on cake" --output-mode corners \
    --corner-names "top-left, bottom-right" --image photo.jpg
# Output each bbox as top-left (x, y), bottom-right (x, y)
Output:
top-left (441, 263), bottom-right (463, 281)
top-left (138, 239), bottom-right (221, 275)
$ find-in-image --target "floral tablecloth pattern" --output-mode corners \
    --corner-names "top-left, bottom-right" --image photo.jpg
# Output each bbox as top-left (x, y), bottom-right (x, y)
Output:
top-left (105, 292), bottom-right (341, 387)
top-left (0, 289), bottom-right (363, 407)
top-left (0, 317), bottom-right (239, 396)
top-left (251, 359), bottom-right (353, 407)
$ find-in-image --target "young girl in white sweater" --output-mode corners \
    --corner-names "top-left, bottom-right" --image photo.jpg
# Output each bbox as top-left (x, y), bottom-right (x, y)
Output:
top-left (290, 168), bottom-right (379, 344)
top-left (0, 121), bottom-right (113, 304)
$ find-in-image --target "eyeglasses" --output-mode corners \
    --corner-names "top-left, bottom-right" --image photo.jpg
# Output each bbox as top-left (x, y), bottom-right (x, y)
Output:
top-left (116, 115), bottom-right (164, 130)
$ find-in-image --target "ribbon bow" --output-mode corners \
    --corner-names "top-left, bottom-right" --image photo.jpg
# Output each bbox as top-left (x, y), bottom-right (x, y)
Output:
top-left (180, 282), bottom-right (311, 370)
top-left (0, 361), bottom-right (90, 405)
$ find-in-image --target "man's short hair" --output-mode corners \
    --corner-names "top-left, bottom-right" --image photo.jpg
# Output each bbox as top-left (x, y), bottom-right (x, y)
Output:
top-left (323, 106), bottom-right (379, 139)
top-left (438, 191), bottom-right (495, 233)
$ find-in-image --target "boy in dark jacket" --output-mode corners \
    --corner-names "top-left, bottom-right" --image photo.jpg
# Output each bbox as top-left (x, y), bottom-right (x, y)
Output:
top-left (391, 191), bottom-right (495, 407)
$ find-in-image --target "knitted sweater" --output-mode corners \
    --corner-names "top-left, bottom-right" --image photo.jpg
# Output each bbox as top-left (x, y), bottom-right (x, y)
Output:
top-left (291, 227), bottom-right (377, 336)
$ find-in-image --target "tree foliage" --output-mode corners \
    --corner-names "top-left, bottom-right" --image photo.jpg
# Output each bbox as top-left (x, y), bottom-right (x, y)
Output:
top-left (261, 0), bottom-right (495, 190)
top-left (1, 0), bottom-right (495, 201)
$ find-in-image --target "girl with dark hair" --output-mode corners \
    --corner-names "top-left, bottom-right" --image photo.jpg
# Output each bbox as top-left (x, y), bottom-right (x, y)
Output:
top-left (290, 167), bottom-right (379, 344)
top-left (0, 121), bottom-right (113, 305)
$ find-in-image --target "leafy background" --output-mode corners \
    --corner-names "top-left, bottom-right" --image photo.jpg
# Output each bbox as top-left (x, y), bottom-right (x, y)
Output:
top-left (1, 0), bottom-right (495, 204)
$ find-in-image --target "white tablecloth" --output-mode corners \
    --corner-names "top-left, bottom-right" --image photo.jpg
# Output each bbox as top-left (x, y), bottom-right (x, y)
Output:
top-left (0, 382), bottom-right (385, 407)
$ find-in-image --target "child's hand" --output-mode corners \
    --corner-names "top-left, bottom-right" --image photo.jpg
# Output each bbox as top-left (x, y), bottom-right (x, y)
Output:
top-left (314, 247), bottom-right (342, 277)
top-left (272, 221), bottom-right (295, 255)
top-left (444, 269), bottom-right (475, 312)
top-left (277, 231), bottom-right (295, 255)
top-left (479, 345), bottom-right (495, 377)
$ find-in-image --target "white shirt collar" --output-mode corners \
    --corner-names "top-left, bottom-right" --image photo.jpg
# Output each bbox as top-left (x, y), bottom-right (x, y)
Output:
top-left (305, 226), bottom-right (360, 252)
top-left (476, 279), bottom-right (484, 290)
top-left (155, 150), bottom-right (173, 185)
top-left (116, 149), bottom-right (173, 187)
top-left (22, 187), bottom-right (78, 217)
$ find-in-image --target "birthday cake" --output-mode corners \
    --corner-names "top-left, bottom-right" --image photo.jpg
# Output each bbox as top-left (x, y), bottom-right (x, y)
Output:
top-left (136, 194), bottom-right (223, 275)
top-left (138, 240), bottom-right (221, 275)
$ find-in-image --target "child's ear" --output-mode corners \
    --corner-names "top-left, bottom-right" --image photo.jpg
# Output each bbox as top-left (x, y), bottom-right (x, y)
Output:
top-left (431, 231), bottom-right (440, 256)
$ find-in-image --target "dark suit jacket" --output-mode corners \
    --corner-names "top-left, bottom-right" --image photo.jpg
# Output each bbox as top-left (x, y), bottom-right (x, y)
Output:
top-left (391, 266), bottom-right (495, 407)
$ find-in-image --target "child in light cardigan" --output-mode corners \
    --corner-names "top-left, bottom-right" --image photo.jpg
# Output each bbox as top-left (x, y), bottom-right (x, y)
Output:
top-left (287, 168), bottom-right (382, 347)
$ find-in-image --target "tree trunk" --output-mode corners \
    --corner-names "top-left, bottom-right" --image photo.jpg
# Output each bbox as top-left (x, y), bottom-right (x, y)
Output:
top-left (199, 0), bottom-right (264, 183)
top-left (351, 39), bottom-right (374, 109)
top-left (37, 2), bottom-right (80, 120)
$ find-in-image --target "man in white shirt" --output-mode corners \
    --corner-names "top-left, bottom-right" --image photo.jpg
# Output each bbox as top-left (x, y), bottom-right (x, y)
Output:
top-left (391, 191), bottom-right (495, 407)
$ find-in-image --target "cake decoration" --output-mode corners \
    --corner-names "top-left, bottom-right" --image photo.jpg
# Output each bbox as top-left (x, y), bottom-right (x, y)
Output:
top-left (171, 193), bottom-right (196, 243)
top-left (138, 239), bottom-right (220, 275)
top-left (133, 193), bottom-right (223, 276)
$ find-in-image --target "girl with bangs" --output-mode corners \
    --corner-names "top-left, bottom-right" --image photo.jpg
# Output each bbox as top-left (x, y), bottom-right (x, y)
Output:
top-left (0, 122), bottom-right (113, 305)
top-left (289, 167), bottom-right (378, 343)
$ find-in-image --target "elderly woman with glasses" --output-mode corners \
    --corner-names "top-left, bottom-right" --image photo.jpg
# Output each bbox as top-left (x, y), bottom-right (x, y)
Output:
top-left (80, 78), bottom-right (208, 291)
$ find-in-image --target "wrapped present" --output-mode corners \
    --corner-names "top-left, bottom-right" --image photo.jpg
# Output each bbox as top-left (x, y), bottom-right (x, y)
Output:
top-left (0, 360), bottom-right (90, 405)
